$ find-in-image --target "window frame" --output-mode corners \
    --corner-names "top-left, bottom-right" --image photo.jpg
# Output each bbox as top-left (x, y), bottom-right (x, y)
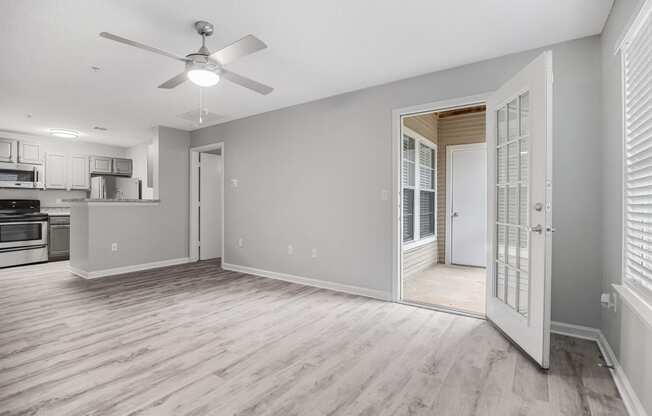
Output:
top-left (402, 126), bottom-right (437, 250)
top-left (620, 0), bottom-right (652, 310)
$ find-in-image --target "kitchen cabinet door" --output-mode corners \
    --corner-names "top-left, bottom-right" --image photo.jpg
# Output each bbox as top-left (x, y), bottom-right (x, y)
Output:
top-left (49, 224), bottom-right (70, 260)
top-left (0, 138), bottom-right (17, 162)
top-left (45, 153), bottom-right (67, 189)
top-left (69, 155), bottom-right (89, 189)
top-left (18, 141), bottom-right (41, 164)
top-left (90, 156), bottom-right (112, 174)
top-left (113, 158), bottom-right (133, 176)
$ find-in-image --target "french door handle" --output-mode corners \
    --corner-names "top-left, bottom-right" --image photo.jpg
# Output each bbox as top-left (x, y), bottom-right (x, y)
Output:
top-left (528, 224), bottom-right (543, 234)
top-left (451, 212), bottom-right (459, 218)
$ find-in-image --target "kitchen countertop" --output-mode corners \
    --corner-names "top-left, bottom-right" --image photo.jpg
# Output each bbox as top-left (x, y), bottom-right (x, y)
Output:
top-left (41, 207), bottom-right (71, 216)
top-left (63, 199), bottom-right (160, 203)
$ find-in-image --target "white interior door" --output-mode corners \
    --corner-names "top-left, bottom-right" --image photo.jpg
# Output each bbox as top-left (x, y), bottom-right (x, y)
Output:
top-left (199, 153), bottom-right (223, 260)
top-left (448, 143), bottom-right (487, 267)
top-left (486, 51), bottom-right (553, 368)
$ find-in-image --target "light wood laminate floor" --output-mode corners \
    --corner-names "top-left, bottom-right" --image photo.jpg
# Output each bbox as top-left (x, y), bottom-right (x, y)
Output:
top-left (0, 260), bottom-right (626, 416)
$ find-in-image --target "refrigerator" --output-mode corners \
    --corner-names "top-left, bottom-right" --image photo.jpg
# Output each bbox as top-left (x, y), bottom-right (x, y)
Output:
top-left (90, 176), bottom-right (141, 200)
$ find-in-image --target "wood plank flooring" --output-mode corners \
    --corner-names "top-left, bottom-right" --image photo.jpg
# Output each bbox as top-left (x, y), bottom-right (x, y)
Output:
top-left (0, 260), bottom-right (627, 416)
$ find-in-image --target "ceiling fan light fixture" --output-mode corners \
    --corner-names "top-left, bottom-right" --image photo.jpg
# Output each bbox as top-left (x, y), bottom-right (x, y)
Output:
top-left (187, 63), bottom-right (220, 87)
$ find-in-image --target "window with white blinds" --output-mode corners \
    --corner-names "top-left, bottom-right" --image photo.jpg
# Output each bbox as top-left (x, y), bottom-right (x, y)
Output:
top-left (623, 2), bottom-right (652, 303)
top-left (401, 128), bottom-right (437, 245)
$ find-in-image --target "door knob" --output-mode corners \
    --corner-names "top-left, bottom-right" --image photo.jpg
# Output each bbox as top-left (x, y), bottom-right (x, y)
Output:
top-left (451, 212), bottom-right (459, 217)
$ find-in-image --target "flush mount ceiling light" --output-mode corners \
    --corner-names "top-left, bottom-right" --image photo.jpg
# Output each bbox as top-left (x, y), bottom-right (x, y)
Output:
top-left (49, 129), bottom-right (79, 139)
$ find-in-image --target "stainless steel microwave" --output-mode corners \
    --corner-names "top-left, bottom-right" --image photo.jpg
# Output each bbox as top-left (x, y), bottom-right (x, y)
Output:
top-left (0, 162), bottom-right (44, 189)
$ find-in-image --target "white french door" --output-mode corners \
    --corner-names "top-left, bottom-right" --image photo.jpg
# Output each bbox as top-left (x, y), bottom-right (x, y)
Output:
top-left (486, 52), bottom-right (553, 368)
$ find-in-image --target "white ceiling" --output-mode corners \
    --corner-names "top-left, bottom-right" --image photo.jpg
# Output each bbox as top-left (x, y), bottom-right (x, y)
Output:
top-left (0, 0), bottom-right (613, 147)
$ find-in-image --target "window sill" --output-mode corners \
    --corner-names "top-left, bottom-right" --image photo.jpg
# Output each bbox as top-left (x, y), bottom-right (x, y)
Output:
top-left (403, 236), bottom-right (436, 251)
top-left (612, 283), bottom-right (652, 331)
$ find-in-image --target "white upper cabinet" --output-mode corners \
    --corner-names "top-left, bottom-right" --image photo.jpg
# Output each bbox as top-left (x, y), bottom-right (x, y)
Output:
top-left (112, 158), bottom-right (132, 176)
top-left (45, 153), bottom-right (67, 189)
top-left (0, 138), bottom-right (17, 163)
top-left (69, 155), bottom-right (89, 189)
top-left (18, 141), bottom-right (41, 164)
top-left (90, 156), bottom-right (113, 174)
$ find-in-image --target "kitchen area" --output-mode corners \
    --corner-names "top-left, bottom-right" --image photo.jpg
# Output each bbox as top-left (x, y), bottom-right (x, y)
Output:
top-left (0, 135), bottom-right (155, 269)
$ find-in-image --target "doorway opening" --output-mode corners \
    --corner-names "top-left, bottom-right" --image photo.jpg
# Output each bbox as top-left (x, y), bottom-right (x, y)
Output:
top-left (189, 143), bottom-right (224, 262)
top-left (397, 102), bottom-right (487, 317)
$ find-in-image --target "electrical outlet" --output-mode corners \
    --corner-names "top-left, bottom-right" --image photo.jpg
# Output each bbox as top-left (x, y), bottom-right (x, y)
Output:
top-left (381, 189), bottom-right (389, 201)
top-left (111, 242), bottom-right (118, 252)
top-left (231, 178), bottom-right (239, 188)
top-left (287, 245), bottom-right (294, 255)
top-left (311, 248), bottom-right (317, 258)
top-left (238, 238), bottom-right (244, 248)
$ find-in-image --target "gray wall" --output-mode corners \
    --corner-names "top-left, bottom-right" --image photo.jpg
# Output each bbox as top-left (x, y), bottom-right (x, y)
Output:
top-left (600, 0), bottom-right (652, 413)
top-left (192, 36), bottom-right (603, 328)
top-left (69, 126), bottom-right (190, 271)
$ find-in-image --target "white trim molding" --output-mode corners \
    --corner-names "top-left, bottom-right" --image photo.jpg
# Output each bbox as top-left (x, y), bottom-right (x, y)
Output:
top-left (222, 262), bottom-right (391, 301)
top-left (69, 257), bottom-right (193, 279)
top-left (189, 142), bottom-right (225, 263)
top-left (551, 321), bottom-right (648, 416)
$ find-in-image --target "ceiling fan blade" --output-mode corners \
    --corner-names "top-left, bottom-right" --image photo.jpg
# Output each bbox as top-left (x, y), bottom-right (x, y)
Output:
top-left (211, 35), bottom-right (267, 65)
top-left (99, 32), bottom-right (187, 62)
top-left (222, 70), bottom-right (273, 95)
top-left (158, 72), bottom-right (188, 89)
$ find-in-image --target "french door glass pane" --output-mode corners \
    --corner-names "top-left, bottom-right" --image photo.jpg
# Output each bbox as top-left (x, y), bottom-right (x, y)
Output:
top-left (496, 263), bottom-right (506, 301)
top-left (508, 226), bottom-right (518, 267)
top-left (508, 99), bottom-right (518, 139)
top-left (508, 142), bottom-right (519, 182)
top-left (497, 187), bottom-right (506, 222)
top-left (507, 269), bottom-right (518, 308)
top-left (519, 228), bottom-right (529, 271)
top-left (520, 138), bottom-right (529, 182)
top-left (519, 92), bottom-right (529, 136)
top-left (508, 186), bottom-right (518, 224)
top-left (497, 147), bottom-right (507, 184)
top-left (497, 225), bottom-right (506, 262)
top-left (518, 272), bottom-right (529, 316)
top-left (498, 108), bottom-right (507, 144)
top-left (519, 185), bottom-right (528, 225)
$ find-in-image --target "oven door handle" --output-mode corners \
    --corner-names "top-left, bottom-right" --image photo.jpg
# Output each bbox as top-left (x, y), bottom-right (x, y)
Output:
top-left (0, 221), bottom-right (48, 226)
top-left (0, 244), bottom-right (47, 253)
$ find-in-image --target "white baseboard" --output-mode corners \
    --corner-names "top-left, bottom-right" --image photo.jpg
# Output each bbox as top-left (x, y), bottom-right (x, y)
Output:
top-left (69, 257), bottom-right (193, 279)
top-left (551, 321), bottom-right (648, 416)
top-left (221, 262), bottom-right (391, 301)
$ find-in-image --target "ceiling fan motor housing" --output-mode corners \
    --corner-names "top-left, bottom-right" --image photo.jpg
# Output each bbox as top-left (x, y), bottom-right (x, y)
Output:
top-left (194, 21), bottom-right (214, 37)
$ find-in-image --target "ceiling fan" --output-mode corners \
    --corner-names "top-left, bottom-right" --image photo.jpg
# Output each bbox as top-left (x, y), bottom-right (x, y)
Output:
top-left (99, 21), bottom-right (273, 94)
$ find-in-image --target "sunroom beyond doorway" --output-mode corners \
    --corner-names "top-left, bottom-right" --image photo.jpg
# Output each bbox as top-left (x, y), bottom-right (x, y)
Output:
top-left (401, 105), bottom-right (487, 316)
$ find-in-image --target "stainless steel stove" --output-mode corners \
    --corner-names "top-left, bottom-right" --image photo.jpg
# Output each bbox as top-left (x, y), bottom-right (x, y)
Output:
top-left (0, 200), bottom-right (48, 268)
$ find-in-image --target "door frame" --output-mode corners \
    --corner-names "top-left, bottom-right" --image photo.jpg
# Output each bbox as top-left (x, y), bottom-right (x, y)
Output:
top-left (189, 142), bottom-right (225, 262)
top-left (445, 142), bottom-right (487, 265)
top-left (391, 93), bottom-right (489, 303)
